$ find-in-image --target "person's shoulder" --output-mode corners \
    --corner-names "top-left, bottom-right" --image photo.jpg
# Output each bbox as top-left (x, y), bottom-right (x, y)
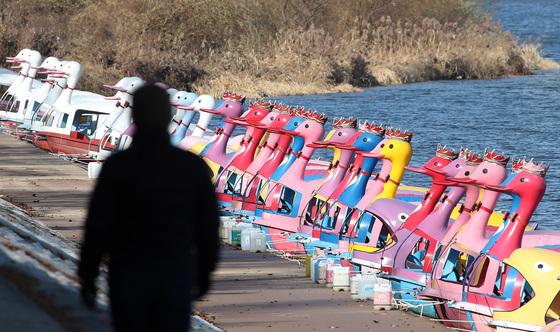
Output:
top-left (99, 150), bottom-right (131, 174)
top-left (170, 147), bottom-right (213, 176)
top-left (170, 146), bottom-right (202, 163)
top-left (103, 149), bottom-right (130, 165)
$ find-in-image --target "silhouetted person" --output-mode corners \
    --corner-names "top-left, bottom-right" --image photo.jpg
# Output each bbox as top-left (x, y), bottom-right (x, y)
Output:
top-left (78, 84), bottom-right (219, 332)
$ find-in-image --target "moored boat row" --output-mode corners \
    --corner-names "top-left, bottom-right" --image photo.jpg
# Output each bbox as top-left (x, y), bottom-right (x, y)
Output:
top-left (1, 48), bottom-right (558, 331)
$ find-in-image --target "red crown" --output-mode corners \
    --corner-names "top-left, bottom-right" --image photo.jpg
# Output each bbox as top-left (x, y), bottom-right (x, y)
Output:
top-left (359, 120), bottom-right (385, 136)
top-left (484, 149), bottom-right (510, 167)
top-left (458, 147), bottom-right (470, 160)
top-left (385, 127), bottom-right (413, 142)
top-left (333, 117), bottom-right (357, 129)
top-left (512, 158), bottom-right (525, 173)
top-left (465, 151), bottom-right (483, 165)
top-left (223, 91), bottom-right (246, 104)
top-left (272, 103), bottom-right (291, 114)
top-left (521, 159), bottom-right (548, 177)
top-left (251, 99), bottom-right (273, 110)
top-left (300, 109), bottom-right (328, 125)
top-left (287, 106), bottom-right (302, 117)
top-left (436, 144), bottom-right (458, 160)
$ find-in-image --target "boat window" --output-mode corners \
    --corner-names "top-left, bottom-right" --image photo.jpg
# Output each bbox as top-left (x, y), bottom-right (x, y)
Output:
top-left (440, 248), bottom-right (474, 283)
top-left (256, 179), bottom-right (266, 205)
top-left (340, 208), bottom-right (354, 232)
top-left (59, 113), bottom-right (69, 128)
top-left (406, 238), bottom-right (431, 270)
top-left (467, 255), bottom-right (490, 288)
top-left (33, 109), bottom-right (45, 122)
top-left (71, 110), bottom-right (101, 137)
top-left (432, 244), bottom-right (442, 270)
top-left (492, 264), bottom-right (517, 298)
top-left (46, 111), bottom-right (56, 127)
top-left (360, 213), bottom-right (375, 243)
top-left (8, 100), bottom-right (19, 112)
top-left (323, 205), bottom-right (341, 230)
top-left (341, 209), bottom-right (361, 239)
top-left (520, 280), bottom-right (535, 306)
top-left (31, 101), bottom-right (41, 113)
top-left (347, 212), bottom-right (394, 250)
top-left (278, 187), bottom-right (296, 215)
top-left (376, 223), bottom-right (392, 248)
top-left (224, 171), bottom-right (238, 195)
top-left (304, 196), bottom-right (326, 226)
top-left (0, 95), bottom-right (16, 112)
top-left (232, 173), bottom-right (243, 195)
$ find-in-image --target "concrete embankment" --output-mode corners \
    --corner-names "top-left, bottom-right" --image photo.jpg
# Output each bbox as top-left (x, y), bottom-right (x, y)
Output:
top-left (0, 132), bottom-right (446, 332)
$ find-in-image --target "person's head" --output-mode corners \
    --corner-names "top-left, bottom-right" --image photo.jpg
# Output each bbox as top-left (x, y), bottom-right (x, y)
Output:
top-left (132, 84), bottom-right (172, 133)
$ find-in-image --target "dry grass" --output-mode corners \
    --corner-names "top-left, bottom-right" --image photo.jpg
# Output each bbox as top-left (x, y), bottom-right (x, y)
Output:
top-left (0, 0), bottom-right (557, 97)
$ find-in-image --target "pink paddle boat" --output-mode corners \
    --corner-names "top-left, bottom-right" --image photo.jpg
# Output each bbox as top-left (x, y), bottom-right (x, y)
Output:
top-left (290, 122), bottom-right (387, 252)
top-left (445, 159), bottom-right (551, 331)
top-left (214, 100), bottom-right (274, 206)
top-left (252, 110), bottom-right (329, 253)
top-left (226, 104), bottom-right (300, 214)
top-left (179, 91), bottom-right (246, 177)
top-left (418, 150), bottom-right (510, 330)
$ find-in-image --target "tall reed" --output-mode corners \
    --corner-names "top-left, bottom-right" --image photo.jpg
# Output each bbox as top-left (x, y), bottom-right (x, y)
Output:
top-left (0, 0), bottom-right (556, 97)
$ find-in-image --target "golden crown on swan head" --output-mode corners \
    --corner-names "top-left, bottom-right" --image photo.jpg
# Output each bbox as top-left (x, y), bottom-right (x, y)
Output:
top-left (359, 120), bottom-right (385, 136)
top-left (333, 117), bottom-right (357, 129)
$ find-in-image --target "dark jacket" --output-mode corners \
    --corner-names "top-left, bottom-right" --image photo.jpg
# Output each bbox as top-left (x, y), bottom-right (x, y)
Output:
top-left (78, 130), bottom-right (219, 297)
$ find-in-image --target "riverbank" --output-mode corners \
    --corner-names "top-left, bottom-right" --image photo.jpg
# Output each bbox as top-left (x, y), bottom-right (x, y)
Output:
top-left (1, 0), bottom-right (557, 98)
top-left (193, 18), bottom-right (559, 98)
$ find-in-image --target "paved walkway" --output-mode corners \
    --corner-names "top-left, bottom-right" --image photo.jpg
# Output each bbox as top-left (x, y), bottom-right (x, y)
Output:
top-left (0, 133), bottom-right (92, 240)
top-left (0, 132), bottom-right (447, 332)
top-left (195, 247), bottom-right (446, 332)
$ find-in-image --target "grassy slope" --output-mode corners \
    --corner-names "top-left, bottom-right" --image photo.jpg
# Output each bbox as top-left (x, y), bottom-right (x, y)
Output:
top-left (0, 0), bottom-right (557, 97)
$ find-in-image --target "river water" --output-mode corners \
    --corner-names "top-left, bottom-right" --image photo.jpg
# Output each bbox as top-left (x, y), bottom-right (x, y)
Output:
top-left (275, 0), bottom-right (560, 229)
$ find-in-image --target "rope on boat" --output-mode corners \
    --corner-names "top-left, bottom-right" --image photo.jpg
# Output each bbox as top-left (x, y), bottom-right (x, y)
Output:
top-left (392, 298), bottom-right (449, 317)
top-left (264, 242), bottom-right (307, 264)
top-left (47, 152), bottom-right (91, 169)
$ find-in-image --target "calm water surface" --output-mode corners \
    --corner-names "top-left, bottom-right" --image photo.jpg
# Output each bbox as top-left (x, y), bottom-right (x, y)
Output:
top-left (274, 1), bottom-right (560, 229)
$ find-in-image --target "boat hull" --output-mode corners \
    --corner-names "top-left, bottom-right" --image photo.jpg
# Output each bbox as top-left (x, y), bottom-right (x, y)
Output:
top-left (35, 131), bottom-right (100, 155)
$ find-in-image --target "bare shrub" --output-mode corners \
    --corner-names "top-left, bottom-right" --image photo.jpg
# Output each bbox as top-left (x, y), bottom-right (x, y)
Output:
top-left (0, 0), bottom-right (557, 97)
